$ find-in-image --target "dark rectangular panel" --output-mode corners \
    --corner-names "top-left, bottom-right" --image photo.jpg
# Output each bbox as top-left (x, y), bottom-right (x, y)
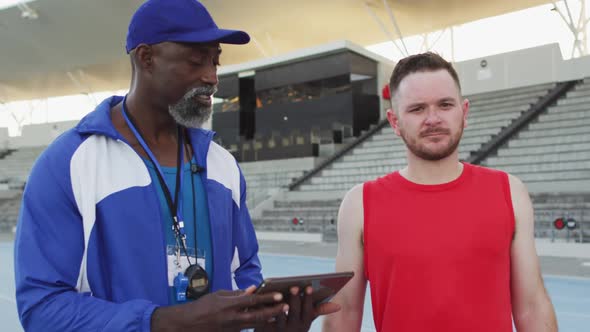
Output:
top-left (352, 94), bottom-right (380, 136)
top-left (216, 74), bottom-right (239, 98)
top-left (352, 78), bottom-right (377, 95)
top-left (255, 93), bottom-right (354, 137)
top-left (212, 110), bottom-right (240, 146)
top-left (348, 53), bottom-right (378, 77)
top-left (255, 52), bottom-right (351, 91)
top-left (239, 77), bottom-right (256, 139)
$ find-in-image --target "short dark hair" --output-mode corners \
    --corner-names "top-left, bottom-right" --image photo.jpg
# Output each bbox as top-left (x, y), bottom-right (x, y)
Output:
top-left (389, 52), bottom-right (461, 99)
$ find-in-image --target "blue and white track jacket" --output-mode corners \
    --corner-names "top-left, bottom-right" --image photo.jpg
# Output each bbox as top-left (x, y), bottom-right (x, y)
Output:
top-left (14, 96), bottom-right (262, 331)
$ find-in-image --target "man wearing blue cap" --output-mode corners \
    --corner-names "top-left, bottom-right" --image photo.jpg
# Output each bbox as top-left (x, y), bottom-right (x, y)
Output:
top-left (14, 1), bottom-right (339, 331)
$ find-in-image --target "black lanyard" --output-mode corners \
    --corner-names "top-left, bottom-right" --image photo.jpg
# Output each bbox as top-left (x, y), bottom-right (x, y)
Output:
top-left (120, 95), bottom-right (191, 257)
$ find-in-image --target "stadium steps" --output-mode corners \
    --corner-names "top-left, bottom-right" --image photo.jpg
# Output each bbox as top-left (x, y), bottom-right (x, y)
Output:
top-left (293, 82), bottom-right (559, 193)
top-left (0, 193), bottom-right (22, 233)
top-left (252, 196), bottom-right (340, 241)
top-left (0, 146), bottom-right (46, 187)
top-left (482, 79), bottom-right (590, 194)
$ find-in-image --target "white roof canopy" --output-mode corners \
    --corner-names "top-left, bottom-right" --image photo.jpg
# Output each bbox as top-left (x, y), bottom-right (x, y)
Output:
top-left (0, 0), bottom-right (551, 102)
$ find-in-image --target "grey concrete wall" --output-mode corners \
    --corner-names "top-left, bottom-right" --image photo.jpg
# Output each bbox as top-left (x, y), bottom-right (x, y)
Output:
top-left (10, 120), bottom-right (78, 148)
top-left (0, 128), bottom-right (9, 149)
top-left (557, 55), bottom-right (590, 82)
top-left (455, 44), bottom-right (563, 96)
top-left (453, 43), bottom-right (590, 96)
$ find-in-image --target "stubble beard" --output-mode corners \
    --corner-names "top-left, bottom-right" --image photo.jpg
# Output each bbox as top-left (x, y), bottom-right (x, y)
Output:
top-left (399, 122), bottom-right (464, 161)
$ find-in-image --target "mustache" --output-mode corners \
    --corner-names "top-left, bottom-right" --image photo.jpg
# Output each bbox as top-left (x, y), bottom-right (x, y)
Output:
top-left (420, 127), bottom-right (450, 137)
top-left (184, 85), bottom-right (218, 99)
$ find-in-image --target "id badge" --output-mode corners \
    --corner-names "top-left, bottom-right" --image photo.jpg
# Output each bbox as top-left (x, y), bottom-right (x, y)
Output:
top-left (166, 245), bottom-right (206, 286)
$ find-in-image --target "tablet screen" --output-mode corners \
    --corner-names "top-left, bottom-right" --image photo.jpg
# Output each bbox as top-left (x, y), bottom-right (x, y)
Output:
top-left (255, 271), bottom-right (354, 305)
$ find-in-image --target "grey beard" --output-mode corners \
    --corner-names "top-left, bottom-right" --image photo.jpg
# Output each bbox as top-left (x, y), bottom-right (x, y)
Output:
top-left (168, 85), bottom-right (217, 128)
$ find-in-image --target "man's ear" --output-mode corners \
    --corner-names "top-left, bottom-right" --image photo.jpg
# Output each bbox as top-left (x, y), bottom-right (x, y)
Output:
top-left (462, 98), bottom-right (470, 128)
top-left (134, 44), bottom-right (154, 72)
top-left (386, 108), bottom-right (401, 136)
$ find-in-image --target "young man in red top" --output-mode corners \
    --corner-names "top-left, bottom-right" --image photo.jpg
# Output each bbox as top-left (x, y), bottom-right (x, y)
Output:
top-left (323, 52), bottom-right (557, 332)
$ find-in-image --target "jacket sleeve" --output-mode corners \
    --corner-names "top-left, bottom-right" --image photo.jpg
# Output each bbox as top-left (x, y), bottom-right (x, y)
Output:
top-left (231, 167), bottom-right (263, 289)
top-left (14, 147), bottom-right (158, 332)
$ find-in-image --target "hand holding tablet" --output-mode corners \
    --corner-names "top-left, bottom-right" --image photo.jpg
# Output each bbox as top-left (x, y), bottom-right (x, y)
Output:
top-left (252, 272), bottom-right (353, 331)
top-left (255, 271), bottom-right (354, 305)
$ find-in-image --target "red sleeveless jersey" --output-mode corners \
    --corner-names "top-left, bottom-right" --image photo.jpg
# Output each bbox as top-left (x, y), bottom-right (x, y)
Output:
top-left (363, 163), bottom-right (515, 332)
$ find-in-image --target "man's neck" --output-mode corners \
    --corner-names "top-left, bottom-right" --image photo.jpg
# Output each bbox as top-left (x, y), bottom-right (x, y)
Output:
top-left (400, 151), bottom-right (464, 185)
top-left (125, 91), bottom-right (177, 144)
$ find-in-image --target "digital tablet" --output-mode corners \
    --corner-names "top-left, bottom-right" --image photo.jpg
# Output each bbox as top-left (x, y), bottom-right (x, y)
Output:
top-left (255, 271), bottom-right (354, 305)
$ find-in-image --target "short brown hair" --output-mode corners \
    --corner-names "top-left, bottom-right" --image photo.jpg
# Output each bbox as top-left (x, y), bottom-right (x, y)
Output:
top-left (389, 52), bottom-right (461, 98)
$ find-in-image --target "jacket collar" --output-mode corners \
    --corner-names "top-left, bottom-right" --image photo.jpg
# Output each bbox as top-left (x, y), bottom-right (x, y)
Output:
top-left (75, 95), bottom-right (216, 150)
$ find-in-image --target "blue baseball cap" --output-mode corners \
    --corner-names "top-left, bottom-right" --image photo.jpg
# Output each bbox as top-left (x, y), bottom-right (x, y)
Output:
top-left (126, 0), bottom-right (250, 53)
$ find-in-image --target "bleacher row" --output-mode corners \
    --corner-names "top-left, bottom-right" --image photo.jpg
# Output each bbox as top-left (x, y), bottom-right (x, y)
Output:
top-left (483, 79), bottom-right (590, 192)
top-left (254, 199), bottom-right (340, 239)
top-left (0, 191), bottom-right (21, 233)
top-left (0, 146), bottom-right (45, 189)
top-left (243, 170), bottom-right (306, 208)
top-left (1, 80), bottom-right (589, 242)
top-left (297, 82), bottom-right (557, 192)
top-left (531, 193), bottom-right (590, 241)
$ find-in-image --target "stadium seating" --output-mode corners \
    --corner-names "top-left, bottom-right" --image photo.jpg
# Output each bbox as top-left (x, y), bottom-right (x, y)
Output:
top-left (483, 78), bottom-right (590, 193)
top-left (239, 158), bottom-right (313, 209)
top-left (295, 82), bottom-right (556, 192)
top-left (531, 193), bottom-right (590, 242)
top-left (0, 146), bottom-right (46, 188)
top-left (0, 191), bottom-right (21, 233)
top-left (252, 198), bottom-right (339, 238)
top-left (1, 81), bottom-right (589, 243)
top-left (252, 81), bottom-right (589, 242)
